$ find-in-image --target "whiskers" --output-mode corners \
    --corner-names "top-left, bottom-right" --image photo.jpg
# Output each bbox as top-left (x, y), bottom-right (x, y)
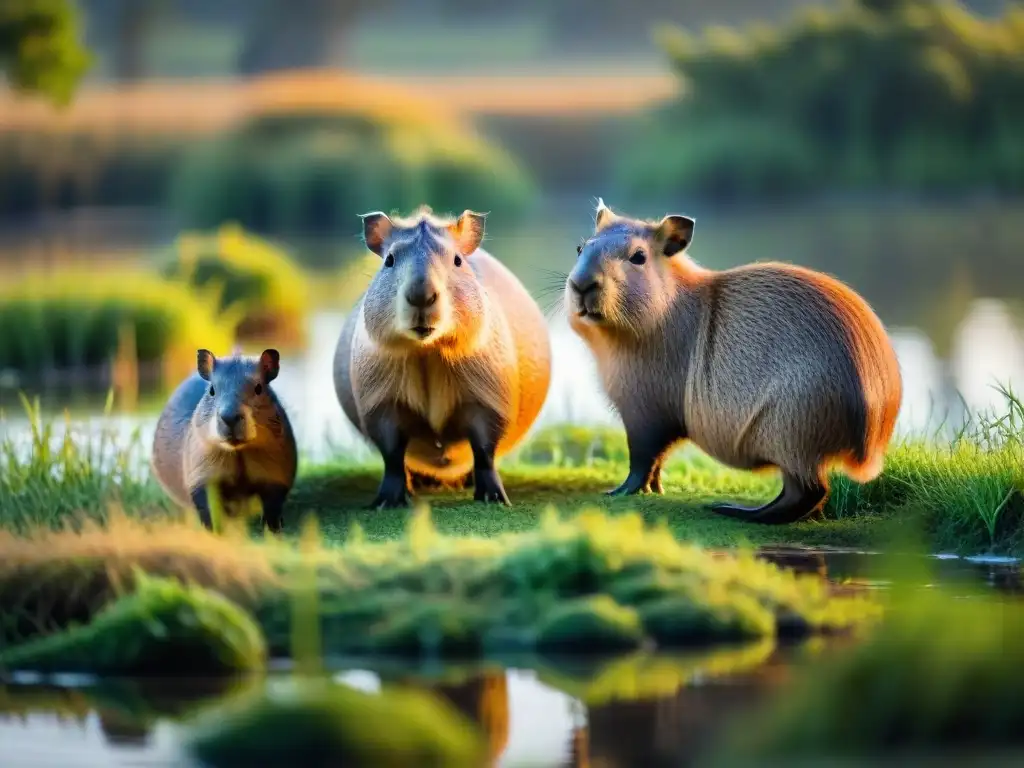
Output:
top-left (535, 268), bottom-right (570, 320)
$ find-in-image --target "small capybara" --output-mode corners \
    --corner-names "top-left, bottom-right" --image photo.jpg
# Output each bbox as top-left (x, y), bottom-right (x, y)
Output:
top-left (333, 206), bottom-right (552, 508)
top-left (151, 348), bottom-right (297, 532)
top-left (564, 200), bottom-right (902, 524)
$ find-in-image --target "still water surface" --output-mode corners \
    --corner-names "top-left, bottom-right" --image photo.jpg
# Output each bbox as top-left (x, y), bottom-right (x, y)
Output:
top-left (1, 549), bottom-right (1020, 767)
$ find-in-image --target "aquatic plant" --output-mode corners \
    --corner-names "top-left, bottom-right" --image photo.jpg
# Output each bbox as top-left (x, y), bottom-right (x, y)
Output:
top-left (0, 573), bottom-right (266, 677)
top-left (187, 678), bottom-right (484, 768)
top-left (709, 555), bottom-right (1024, 763)
top-left (0, 511), bottom-right (277, 648)
top-left (0, 505), bottom-right (880, 656)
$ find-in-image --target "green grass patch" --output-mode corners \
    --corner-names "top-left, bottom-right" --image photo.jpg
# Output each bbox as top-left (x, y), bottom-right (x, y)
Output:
top-left (0, 268), bottom-right (235, 381)
top-left (187, 678), bottom-right (486, 768)
top-left (711, 554), bottom-right (1024, 764)
top-left (0, 573), bottom-right (267, 677)
top-left (2, 397), bottom-right (1024, 556)
top-left (0, 508), bottom-right (877, 659)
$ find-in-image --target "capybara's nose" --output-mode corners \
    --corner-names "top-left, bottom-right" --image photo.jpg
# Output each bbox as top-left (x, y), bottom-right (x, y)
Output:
top-left (569, 274), bottom-right (601, 297)
top-left (220, 411), bottom-right (243, 428)
top-left (405, 286), bottom-right (438, 309)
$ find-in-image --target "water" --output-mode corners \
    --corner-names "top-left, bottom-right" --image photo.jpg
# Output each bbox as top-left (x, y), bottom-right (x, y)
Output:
top-left (4, 202), bottom-right (1024, 461)
top-left (1, 548), bottom-right (1019, 767)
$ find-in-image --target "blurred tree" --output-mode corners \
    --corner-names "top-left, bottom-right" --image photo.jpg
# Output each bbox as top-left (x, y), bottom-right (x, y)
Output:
top-left (79, 0), bottom-right (167, 82)
top-left (0, 0), bottom-right (91, 104)
top-left (237, 0), bottom-right (379, 74)
top-left (618, 0), bottom-right (1024, 202)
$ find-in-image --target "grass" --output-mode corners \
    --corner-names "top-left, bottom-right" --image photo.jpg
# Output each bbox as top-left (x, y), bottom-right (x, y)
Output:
top-left (709, 553), bottom-right (1024, 765)
top-left (2, 394), bottom-right (1024, 556)
top-left (0, 573), bottom-right (267, 677)
top-left (0, 508), bottom-right (878, 655)
top-left (0, 268), bottom-right (235, 383)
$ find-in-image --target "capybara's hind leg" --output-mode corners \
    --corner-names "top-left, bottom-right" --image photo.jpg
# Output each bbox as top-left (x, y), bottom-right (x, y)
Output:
top-left (466, 409), bottom-right (510, 505)
top-left (365, 407), bottom-right (411, 510)
top-left (649, 462), bottom-right (665, 494)
top-left (711, 472), bottom-right (827, 525)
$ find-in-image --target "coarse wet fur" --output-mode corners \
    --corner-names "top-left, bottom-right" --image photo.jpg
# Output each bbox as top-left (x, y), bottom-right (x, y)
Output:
top-left (564, 200), bottom-right (903, 525)
top-left (151, 349), bottom-right (298, 532)
top-left (333, 206), bottom-right (552, 509)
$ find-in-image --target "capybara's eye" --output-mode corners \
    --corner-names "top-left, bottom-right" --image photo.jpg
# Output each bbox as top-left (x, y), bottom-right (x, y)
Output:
top-left (209, 386), bottom-right (215, 397)
top-left (384, 253), bottom-right (395, 268)
top-left (629, 249), bottom-right (647, 265)
top-left (454, 255), bottom-right (463, 267)
top-left (255, 383), bottom-right (263, 396)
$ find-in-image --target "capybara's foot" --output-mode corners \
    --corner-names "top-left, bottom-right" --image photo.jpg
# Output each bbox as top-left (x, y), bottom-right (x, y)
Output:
top-left (606, 468), bottom-right (655, 497)
top-left (367, 472), bottom-right (412, 510)
top-left (711, 473), bottom-right (827, 525)
top-left (473, 468), bottom-right (510, 505)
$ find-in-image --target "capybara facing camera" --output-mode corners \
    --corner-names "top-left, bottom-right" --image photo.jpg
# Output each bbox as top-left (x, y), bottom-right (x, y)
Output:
top-left (565, 200), bottom-right (902, 525)
top-left (334, 206), bottom-right (552, 509)
top-left (151, 348), bottom-right (298, 532)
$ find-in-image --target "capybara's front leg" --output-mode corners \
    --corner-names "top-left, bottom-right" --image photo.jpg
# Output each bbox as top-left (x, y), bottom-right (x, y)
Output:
top-left (364, 406), bottom-right (411, 510)
top-left (607, 412), bottom-right (683, 497)
top-left (466, 408), bottom-right (510, 506)
top-left (258, 484), bottom-right (290, 534)
top-left (190, 486), bottom-right (214, 530)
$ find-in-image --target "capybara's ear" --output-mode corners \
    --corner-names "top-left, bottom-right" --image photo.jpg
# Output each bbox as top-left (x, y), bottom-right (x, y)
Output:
top-left (655, 214), bottom-right (696, 257)
top-left (360, 211), bottom-right (394, 257)
top-left (595, 197), bottom-right (617, 232)
top-left (197, 349), bottom-right (216, 380)
top-left (448, 210), bottom-right (487, 255)
top-left (259, 349), bottom-right (280, 382)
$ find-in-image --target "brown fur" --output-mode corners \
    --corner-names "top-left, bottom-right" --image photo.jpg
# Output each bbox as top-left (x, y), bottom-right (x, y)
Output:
top-left (566, 201), bottom-right (902, 510)
top-left (151, 354), bottom-right (297, 520)
top-left (334, 207), bottom-right (551, 482)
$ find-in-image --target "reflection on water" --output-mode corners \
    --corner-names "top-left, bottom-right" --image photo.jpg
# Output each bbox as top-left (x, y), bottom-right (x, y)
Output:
top-left (0, 549), bottom-right (1021, 767)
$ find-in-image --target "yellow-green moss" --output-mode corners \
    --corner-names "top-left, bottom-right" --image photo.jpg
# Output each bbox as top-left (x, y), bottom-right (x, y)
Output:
top-left (0, 509), bottom-right (879, 661)
top-left (187, 680), bottom-right (484, 768)
top-left (0, 573), bottom-right (266, 676)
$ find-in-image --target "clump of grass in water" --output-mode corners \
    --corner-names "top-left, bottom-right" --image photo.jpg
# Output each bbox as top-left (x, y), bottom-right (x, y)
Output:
top-left (256, 507), bottom-right (879, 657)
top-left (709, 546), bottom-right (1024, 764)
top-left (0, 511), bottom-right (277, 648)
top-left (0, 571), bottom-right (266, 677)
top-left (0, 509), bottom-right (878, 656)
top-left (187, 515), bottom-right (486, 768)
top-left (0, 393), bottom-right (172, 533)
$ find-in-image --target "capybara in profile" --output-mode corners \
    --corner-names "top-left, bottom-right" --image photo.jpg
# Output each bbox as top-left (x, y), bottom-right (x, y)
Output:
top-left (564, 200), bottom-right (902, 524)
top-left (151, 348), bottom-right (297, 532)
top-left (333, 206), bottom-right (552, 508)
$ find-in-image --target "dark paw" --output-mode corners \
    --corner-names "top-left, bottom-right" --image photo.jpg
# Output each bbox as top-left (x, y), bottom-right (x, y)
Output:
top-left (263, 519), bottom-right (284, 535)
top-left (367, 474), bottom-right (411, 510)
top-left (605, 472), bottom-right (651, 497)
top-left (473, 469), bottom-right (510, 505)
top-left (711, 502), bottom-right (756, 519)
